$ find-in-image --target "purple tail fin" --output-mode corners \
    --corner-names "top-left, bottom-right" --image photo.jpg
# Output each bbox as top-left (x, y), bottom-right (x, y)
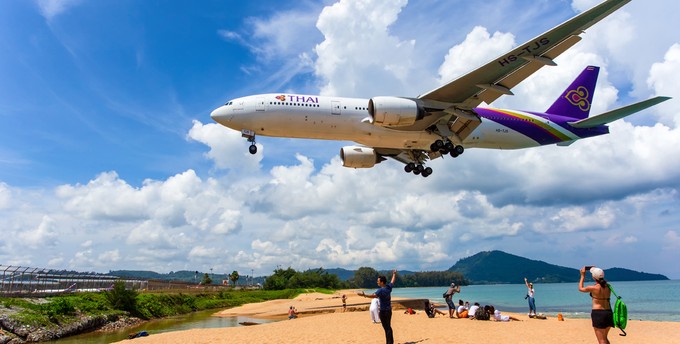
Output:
top-left (546, 66), bottom-right (599, 119)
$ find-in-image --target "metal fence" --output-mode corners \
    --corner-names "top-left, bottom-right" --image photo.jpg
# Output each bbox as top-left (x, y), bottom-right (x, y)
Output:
top-left (0, 265), bottom-right (147, 297)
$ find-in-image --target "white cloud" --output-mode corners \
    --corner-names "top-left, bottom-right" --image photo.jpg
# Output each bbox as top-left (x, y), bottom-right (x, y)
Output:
top-left (648, 43), bottom-right (680, 126)
top-left (35, 0), bottom-right (81, 21)
top-left (314, 0), bottom-right (424, 97)
top-left (19, 215), bottom-right (59, 249)
top-left (438, 26), bottom-right (515, 84)
top-left (0, 182), bottom-right (9, 209)
top-left (187, 120), bottom-right (262, 172)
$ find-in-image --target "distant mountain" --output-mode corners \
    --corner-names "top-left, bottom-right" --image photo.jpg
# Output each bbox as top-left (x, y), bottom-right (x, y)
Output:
top-left (324, 268), bottom-right (418, 281)
top-left (448, 250), bottom-right (669, 284)
top-left (324, 268), bottom-right (355, 281)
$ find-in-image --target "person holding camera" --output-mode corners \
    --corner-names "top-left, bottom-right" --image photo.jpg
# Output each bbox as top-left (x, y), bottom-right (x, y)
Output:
top-left (579, 266), bottom-right (614, 344)
top-left (443, 282), bottom-right (460, 318)
top-left (358, 270), bottom-right (397, 344)
top-left (524, 277), bottom-right (536, 317)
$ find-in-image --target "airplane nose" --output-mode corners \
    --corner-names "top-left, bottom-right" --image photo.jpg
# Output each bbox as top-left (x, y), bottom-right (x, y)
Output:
top-left (210, 106), bottom-right (230, 124)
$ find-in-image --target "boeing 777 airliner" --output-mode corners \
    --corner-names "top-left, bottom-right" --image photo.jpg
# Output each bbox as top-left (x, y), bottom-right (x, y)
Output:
top-left (211, 0), bottom-right (669, 177)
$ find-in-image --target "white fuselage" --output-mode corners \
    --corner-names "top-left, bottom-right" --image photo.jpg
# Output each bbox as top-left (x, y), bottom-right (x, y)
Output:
top-left (210, 93), bottom-right (546, 151)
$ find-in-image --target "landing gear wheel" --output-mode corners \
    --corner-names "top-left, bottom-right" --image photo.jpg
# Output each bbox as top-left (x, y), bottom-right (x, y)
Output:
top-left (450, 151), bottom-right (459, 158)
top-left (422, 167), bottom-right (433, 177)
top-left (445, 142), bottom-right (454, 153)
top-left (431, 140), bottom-right (444, 152)
top-left (454, 145), bottom-right (464, 155)
top-left (248, 144), bottom-right (257, 155)
top-left (404, 163), bottom-right (416, 173)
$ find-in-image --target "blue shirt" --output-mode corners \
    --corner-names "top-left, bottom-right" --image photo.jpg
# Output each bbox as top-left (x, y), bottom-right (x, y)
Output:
top-left (375, 283), bottom-right (393, 311)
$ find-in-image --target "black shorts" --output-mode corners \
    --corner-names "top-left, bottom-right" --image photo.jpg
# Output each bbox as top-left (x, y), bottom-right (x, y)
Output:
top-left (591, 309), bottom-right (614, 329)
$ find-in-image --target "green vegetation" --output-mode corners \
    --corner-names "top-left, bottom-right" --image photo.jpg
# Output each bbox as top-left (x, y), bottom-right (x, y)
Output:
top-left (201, 273), bottom-right (212, 285)
top-left (0, 287), bottom-right (311, 335)
top-left (264, 267), bottom-right (344, 290)
top-left (105, 280), bottom-right (139, 314)
top-left (229, 271), bottom-right (240, 286)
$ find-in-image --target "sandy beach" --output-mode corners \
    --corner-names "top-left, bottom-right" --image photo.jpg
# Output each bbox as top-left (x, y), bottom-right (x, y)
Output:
top-left (117, 291), bottom-right (680, 344)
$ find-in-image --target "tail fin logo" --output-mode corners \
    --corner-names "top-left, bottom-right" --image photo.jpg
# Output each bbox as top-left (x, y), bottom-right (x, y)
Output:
top-left (565, 86), bottom-right (590, 112)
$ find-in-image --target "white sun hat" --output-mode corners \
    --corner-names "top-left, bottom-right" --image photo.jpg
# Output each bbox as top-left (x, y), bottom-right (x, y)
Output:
top-left (590, 267), bottom-right (604, 280)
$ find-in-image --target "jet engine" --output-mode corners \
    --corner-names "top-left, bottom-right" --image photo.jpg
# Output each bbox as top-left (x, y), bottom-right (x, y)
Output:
top-left (368, 96), bottom-right (425, 127)
top-left (340, 146), bottom-right (379, 168)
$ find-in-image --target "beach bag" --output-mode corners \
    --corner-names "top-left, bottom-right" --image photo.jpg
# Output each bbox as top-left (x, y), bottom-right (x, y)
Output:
top-left (608, 284), bottom-right (627, 336)
top-left (474, 307), bottom-right (489, 320)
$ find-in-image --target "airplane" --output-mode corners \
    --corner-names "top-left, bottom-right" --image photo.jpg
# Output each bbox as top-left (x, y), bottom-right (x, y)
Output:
top-left (210, 0), bottom-right (670, 177)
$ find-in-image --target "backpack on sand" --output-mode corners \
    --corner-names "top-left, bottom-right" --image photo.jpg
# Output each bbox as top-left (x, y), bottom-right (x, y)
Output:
top-left (608, 284), bottom-right (627, 336)
top-left (474, 307), bottom-right (489, 320)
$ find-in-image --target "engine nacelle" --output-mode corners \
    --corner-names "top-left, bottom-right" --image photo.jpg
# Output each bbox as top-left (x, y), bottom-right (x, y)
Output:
top-left (340, 146), bottom-right (378, 168)
top-left (368, 96), bottom-right (425, 127)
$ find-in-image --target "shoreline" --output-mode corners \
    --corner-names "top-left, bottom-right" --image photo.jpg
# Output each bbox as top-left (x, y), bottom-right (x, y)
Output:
top-left (114, 290), bottom-right (680, 343)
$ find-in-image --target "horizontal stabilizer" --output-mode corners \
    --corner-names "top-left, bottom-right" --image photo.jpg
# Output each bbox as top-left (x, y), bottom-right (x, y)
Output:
top-left (568, 96), bottom-right (671, 128)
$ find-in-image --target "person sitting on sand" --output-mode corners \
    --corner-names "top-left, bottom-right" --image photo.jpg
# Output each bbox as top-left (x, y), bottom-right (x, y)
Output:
top-left (468, 302), bottom-right (480, 319)
top-left (455, 299), bottom-right (469, 318)
top-left (424, 300), bottom-right (446, 318)
top-left (288, 306), bottom-right (298, 320)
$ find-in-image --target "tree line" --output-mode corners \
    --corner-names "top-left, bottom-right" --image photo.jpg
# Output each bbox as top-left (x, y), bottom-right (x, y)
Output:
top-left (263, 267), bottom-right (468, 290)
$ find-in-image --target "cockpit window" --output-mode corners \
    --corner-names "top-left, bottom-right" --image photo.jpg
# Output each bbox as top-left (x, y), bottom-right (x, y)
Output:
top-left (224, 101), bottom-right (233, 106)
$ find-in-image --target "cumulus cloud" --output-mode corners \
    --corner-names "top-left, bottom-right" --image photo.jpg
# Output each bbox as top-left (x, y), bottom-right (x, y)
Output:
top-left (314, 0), bottom-right (423, 96)
top-left (187, 120), bottom-right (262, 172)
top-left (438, 26), bottom-right (515, 84)
top-left (19, 216), bottom-right (59, 249)
top-left (648, 43), bottom-right (680, 126)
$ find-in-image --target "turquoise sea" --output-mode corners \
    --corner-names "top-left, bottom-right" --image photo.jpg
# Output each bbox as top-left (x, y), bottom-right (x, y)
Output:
top-left (391, 280), bottom-right (680, 322)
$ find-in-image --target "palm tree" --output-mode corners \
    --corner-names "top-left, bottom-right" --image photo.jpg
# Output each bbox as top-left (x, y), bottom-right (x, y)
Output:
top-left (229, 271), bottom-right (240, 287)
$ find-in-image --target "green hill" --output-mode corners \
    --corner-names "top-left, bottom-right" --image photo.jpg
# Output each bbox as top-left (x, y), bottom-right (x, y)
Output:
top-left (448, 250), bottom-right (669, 284)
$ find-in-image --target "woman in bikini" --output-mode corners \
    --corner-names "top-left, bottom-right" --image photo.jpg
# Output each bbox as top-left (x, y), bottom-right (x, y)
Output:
top-left (578, 266), bottom-right (613, 344)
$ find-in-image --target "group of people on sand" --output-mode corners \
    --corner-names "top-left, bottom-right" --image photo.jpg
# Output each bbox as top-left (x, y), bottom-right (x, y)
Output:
top-left (425, 298), bottom-right (519, 322)
top-left (352, 265), bottom-right (616, 344)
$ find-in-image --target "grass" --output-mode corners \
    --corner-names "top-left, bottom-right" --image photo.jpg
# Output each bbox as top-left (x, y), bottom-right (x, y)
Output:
top-left (0, 288), bottom-right (326, 330)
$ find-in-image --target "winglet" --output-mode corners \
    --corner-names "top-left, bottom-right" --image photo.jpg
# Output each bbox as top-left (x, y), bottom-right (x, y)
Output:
top-left (568, 96), bottom-right (671, 128)
top-left (546, 66), bottom-right (599, 119)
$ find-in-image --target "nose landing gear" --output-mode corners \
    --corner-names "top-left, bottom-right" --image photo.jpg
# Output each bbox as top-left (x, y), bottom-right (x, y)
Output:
top-left (241, 129), bottom-right (257, 155)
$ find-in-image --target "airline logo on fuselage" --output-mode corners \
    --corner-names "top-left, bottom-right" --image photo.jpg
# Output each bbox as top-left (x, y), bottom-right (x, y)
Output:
top-left (565, 86), bottom-right (590, 111)
top-left (274, 94), bottom-right (319, 104)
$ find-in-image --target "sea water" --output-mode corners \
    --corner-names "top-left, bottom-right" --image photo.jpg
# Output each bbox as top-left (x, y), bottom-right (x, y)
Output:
top-left (391, 280), bottom-right (680, 322)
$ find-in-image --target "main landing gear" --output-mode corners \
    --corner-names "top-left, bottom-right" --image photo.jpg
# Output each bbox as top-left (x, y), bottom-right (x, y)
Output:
top-left (404, 163), bottom-right (432, 177)
top-left (430, 139), bottom-right (464, 158)
top-left (242, 129), bottom-right (257, 154)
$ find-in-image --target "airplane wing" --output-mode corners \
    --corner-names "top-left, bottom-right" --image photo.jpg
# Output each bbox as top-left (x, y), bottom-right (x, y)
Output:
top-left (568, 96), bottom-right (671, 128)
top-left (418, 0), bottom-right (631, 143)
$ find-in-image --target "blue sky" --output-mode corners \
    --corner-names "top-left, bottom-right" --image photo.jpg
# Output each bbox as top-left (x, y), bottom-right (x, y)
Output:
top-left (1, 0), bottom-right (679, 279)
